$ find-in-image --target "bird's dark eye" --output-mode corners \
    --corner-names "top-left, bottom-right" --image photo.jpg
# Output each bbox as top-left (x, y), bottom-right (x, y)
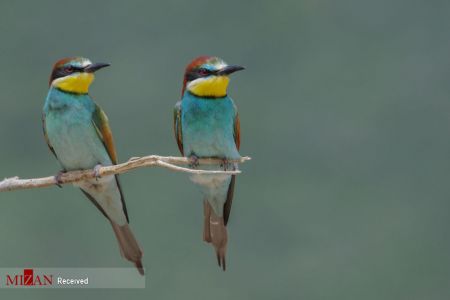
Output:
top-left (198, 68), bottom-right (209, 76)
top-left (65, 66), bottom-right (74, 73)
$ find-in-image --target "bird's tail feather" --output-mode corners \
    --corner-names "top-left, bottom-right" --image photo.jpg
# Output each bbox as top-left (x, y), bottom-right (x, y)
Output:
top-left (203, 201), bottom-right (228, 271)
top-left (111, 222), bottom-right (144, 275)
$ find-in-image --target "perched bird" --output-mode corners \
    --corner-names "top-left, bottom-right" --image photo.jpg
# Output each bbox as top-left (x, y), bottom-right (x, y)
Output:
top-left (174, 56), bottom-right (244, 270)
top-left (42, 57), bottom-right (144, 275)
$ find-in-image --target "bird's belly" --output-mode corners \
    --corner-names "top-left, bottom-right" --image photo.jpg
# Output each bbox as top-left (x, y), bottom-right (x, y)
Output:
top-left (190, 172), bottom-right (231, 188)
top-left (45, 110), bottom-right (109, 170)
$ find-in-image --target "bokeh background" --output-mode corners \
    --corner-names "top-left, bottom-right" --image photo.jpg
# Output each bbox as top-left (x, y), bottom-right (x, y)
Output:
top-left (1, 0), bottom-right (450, 299)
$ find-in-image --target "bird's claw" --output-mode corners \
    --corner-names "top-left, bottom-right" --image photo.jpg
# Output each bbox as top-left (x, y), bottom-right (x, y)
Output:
top-left (93, 164), bottom-right (102, 181)
top-left (54, 170), bottom-right (65, 188)
top-left (220, 158), bottom-right (230, 171)
top-left (189, 155), bottom-right (200, 169)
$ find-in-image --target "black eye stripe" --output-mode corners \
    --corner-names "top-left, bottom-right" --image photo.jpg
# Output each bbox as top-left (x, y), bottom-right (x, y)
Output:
top-left (185, 68), bottom-right (217, 82)
top-left (50, 66), bottom-right (85, 82)
top-left (58, 66), bottom-right (84, 77)
top-left (186, 72), bottom-right (197, 82)
top-left (64, 66), bottom-right (83, 73)
top-left (197, 68), bottom-right (210, 75)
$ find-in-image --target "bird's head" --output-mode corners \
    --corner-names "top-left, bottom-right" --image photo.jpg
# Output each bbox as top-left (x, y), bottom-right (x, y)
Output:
top-left (182, 56), bottom-right (244, 98)
top-left (49, 57), bottom-right (110, 94)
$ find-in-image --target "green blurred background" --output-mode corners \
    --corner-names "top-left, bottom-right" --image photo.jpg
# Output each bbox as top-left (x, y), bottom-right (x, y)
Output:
top-left (1, 0), bottom-right (450, 298)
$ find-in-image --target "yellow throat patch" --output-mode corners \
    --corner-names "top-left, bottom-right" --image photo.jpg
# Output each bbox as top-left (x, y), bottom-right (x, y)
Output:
top-left (53, 73), bottom-right (94, 94)
top-left (187, 76), bottom-right (230, 98)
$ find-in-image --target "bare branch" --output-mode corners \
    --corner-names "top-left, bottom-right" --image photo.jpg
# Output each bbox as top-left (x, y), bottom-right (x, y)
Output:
top-left (0, 155), bottom-right (251, 192)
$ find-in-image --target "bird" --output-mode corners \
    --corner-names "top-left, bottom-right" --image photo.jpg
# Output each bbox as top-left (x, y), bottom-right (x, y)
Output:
top-left (42, 57), bottom-right (144, 275)
top-left (173, 56), bottom-right (244, 270)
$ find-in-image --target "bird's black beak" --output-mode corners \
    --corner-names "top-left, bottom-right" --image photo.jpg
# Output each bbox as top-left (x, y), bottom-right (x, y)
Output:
top-left (217, 65), bottom-right (245, 76)
top-left (84, 63), bottom-right (110, 73)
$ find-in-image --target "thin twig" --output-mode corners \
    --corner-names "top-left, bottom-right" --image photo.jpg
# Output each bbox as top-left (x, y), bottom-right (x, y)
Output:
top-left (0, 155), bottom-right (251, 192)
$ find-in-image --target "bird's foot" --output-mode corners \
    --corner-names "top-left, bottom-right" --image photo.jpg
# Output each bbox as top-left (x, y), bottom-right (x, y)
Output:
top-left (54, 170), bottom-right (65, 188)
top-left (220, 158), bottom-right (230, 171)
top-left (93, 164), bottom-right (103, 181)
top-left (188, 155), bottom-right (200, 169)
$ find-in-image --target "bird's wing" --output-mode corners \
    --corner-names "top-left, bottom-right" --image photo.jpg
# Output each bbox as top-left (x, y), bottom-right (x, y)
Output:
top-left (233, 112), bottom-right (241, 151)
top-left (174, 101), bottom-right (184, 155)
top-left (91, 103), bottom-right (129, 223)
top-left (223, 175), bottom-right (236, 226)
top-left (223, 110), bottom-right (241, 226)
top-left (42, 113), bottom-right (58, 159)
top-left (92, 104), bottom-right (118, 164)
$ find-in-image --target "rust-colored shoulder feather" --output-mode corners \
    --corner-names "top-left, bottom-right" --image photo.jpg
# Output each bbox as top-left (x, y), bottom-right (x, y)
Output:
top-left (92, 104), bottom-right (118, 164)
top-left (234, 113), bottom-right (241, 150)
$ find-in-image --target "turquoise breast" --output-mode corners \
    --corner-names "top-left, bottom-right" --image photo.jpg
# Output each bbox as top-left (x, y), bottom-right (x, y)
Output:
top-left (181, 92), bottom-right (240, 159)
